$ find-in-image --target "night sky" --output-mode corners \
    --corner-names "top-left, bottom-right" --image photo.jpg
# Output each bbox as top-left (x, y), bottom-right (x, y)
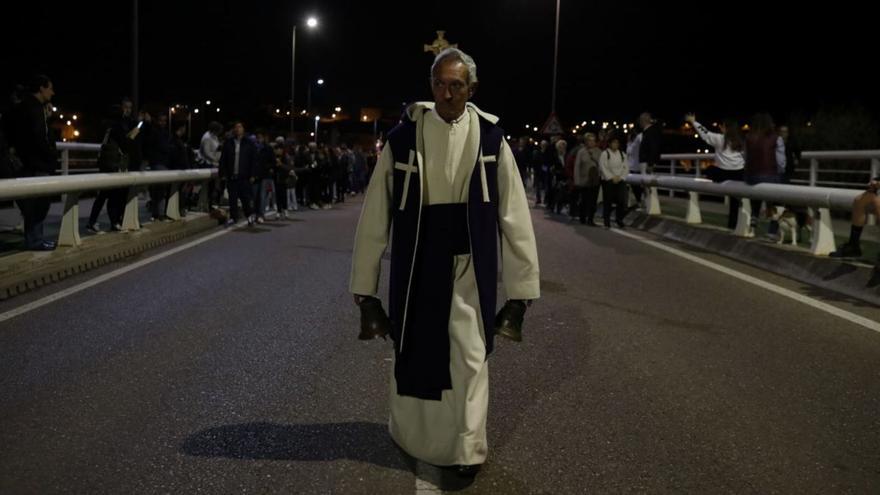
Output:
top-left (3, 1), bottom-right (876, 139)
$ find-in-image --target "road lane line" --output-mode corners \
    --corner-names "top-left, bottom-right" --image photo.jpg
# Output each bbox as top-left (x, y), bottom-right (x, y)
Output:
top-left (611, 228), bottom-right (880, 334)
top-left (0, 224), bottom-right (240, 324)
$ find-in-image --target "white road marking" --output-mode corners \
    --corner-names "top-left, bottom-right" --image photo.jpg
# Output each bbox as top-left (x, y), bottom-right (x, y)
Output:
top-left (0, 224), bottom-right (241, 324)
top-left (611, 228), bottom-right (880, 334)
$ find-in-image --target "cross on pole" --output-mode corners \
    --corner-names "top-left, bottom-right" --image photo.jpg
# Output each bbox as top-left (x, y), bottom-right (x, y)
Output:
top-left (423, 30), bottom-right (457, 56)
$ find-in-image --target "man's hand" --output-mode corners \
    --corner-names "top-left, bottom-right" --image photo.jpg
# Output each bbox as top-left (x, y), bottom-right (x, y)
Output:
top-left (127, 128), bottom-right (140, 140)
top-left (357, 296), bottom-right (391, 340)
top-left (495, 300), bottom-right (528, 342)
top-left (612, 176), bottom-right (621, 184)
top-left (249, 177), bottom-right (256, 184)
top-left (353, 294), bottom-right (366, 306)
top-left (685, 113), bottom-right (696, 125)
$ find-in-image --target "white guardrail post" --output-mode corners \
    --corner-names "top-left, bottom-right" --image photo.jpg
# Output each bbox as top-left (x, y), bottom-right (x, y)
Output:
top-left (122, 187), bottom-right (141, 231)
top-left (869, 158), bottom-right (879, 226)
top-left (624, 173), bottom-right (868, 256)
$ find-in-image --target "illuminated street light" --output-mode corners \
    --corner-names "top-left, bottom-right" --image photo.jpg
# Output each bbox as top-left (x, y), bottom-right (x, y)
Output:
top-left (306, 16), bottom-right (318, 28)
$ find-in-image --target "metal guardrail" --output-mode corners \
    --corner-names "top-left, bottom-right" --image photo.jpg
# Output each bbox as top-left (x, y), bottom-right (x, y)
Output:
top-left (656, 151), bottom-right (880, 190)
top-left (58, 142), bottom-right (101, 175)
top-left (0, 168), bottom-right (217, 248)
top-left (625, 174), bottom-right (863, 256)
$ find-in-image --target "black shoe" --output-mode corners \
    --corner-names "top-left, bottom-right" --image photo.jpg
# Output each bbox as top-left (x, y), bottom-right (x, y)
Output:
top-left (29, 241), bottom-right (56, 251)
top-left (454, 464), bottom-right (482, 478)
top-left (616, 220), bottom-right (626, 229)
top-left (830, 243), bottom-right (862, 259)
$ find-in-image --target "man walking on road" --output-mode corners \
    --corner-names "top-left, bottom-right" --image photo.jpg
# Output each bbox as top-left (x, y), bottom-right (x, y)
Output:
top-left (350, 48), bottom-right (540, 479)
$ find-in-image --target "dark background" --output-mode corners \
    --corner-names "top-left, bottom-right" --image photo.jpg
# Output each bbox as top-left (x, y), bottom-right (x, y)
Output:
top-left (2, 1), bottom-right (876, 140)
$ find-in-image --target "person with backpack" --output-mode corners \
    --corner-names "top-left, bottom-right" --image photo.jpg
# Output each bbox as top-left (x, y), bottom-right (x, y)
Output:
top-left (598, 135), bottom-right (629, 228)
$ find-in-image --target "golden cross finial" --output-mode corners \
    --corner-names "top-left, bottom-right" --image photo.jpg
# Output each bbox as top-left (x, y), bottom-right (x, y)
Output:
top-left (423, 30), bottom-right (458, 56)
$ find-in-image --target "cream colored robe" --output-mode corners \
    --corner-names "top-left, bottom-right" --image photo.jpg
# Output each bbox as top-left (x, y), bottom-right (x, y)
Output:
top-left (350, 102), bottom-right (540, 466)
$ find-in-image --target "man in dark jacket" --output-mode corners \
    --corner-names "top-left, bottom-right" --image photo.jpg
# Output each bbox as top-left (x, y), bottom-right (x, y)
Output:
top-left (10, 75), bottom-right (58, 250)
top-left (88, 98), bottom-right (142, 233)
top-left (219, 121), bottom-right (258, 226)
top-left (637, 112), bottom-right (662, 172)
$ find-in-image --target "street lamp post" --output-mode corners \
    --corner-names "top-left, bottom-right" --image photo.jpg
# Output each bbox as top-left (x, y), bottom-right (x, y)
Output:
top-left (291, 16), bottom-right (318, 136)
top-left (551, 0), bottom-right (560, 113)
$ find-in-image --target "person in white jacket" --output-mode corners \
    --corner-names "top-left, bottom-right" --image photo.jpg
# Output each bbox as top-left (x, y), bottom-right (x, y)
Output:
top-left (685, 114), bottom-right (744, 229)
top-left (598, 135), bottom-right (629, 228)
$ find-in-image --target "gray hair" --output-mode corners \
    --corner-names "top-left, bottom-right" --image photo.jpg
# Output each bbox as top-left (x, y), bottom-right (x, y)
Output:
top-left (431, 47), bottom-right (478, 85)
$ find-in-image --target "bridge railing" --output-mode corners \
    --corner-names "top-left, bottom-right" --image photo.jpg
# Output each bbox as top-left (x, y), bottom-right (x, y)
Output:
top-left (57, 142), bottom-right (102, 175)
top-left (1, 150), bottom-right (217, 248)
top-left (654, 150), bottom-right (880, 190)
top-left (625, 173), bottom-right (863, 256)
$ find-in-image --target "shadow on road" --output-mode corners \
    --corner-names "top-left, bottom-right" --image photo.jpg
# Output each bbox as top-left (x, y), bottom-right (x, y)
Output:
top-left (182, 421), bottom-right (481, 491)
top-left (182, 421), bottom-right (409, 471)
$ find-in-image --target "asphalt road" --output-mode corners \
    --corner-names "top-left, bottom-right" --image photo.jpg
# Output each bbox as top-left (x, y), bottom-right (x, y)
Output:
top-left (1, 196), bottom-right (879, 494)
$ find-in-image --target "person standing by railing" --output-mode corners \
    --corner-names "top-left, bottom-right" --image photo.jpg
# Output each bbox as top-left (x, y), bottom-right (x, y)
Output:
top-left (574, 132), bottom-right (601, 225)
top-left (168, 121), bottom-right (192, 216)
top-left (143, 113), bottom-right (172, 221)
top-left (638, 112), bottom-right (662, 175)
top-left (272, 139), bottom-right (295, 219)
top-left (8, 75), bottom-right (58, 251)
top-left (599, 135), bottom-right (630, 228)
top-left (686, 114), bottom-right (744, 229)
top-left (830, 177), bottom-right (880, 261)
top-left (743, 113), bottom-right (784, 233)
top-left (198, 121), bottom-right (223, 209)
top-left (88, 98), bottom-right (141, 233)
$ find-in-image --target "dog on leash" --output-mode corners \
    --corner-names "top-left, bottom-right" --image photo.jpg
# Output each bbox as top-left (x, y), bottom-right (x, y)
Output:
top-left (770, 206), bottom-right (798, 245)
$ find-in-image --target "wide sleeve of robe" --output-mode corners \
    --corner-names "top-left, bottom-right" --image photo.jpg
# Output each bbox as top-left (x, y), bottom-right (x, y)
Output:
top-left (350, 142), bottom-right (395, 297)
top-left (496, 139), bottom-right (541, 301)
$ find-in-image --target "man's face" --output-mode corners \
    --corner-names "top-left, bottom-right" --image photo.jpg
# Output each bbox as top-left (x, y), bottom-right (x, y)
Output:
top-left (38, 81), bottom-right (55, 103)
top-left (779, 126), bottom-right (789, 141)
top-left (158, 115), bottom-right (168, 128)
top-left (122, 101), bottom-right (133, 117)
top-left (610, 139), bottom-right (620, 151)
top-left (431, 59), bottom-right (473, 122)
top-left (586, 136), bottom-right (597, 148)
top-left (233, 123), bottom-right (245, 138)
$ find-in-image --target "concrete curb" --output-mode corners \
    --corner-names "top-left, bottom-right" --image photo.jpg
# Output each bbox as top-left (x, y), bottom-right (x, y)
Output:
top-left (627, 212), bottom-right (880, 307)
top-left (0, 213), bottom-right (221, 301)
